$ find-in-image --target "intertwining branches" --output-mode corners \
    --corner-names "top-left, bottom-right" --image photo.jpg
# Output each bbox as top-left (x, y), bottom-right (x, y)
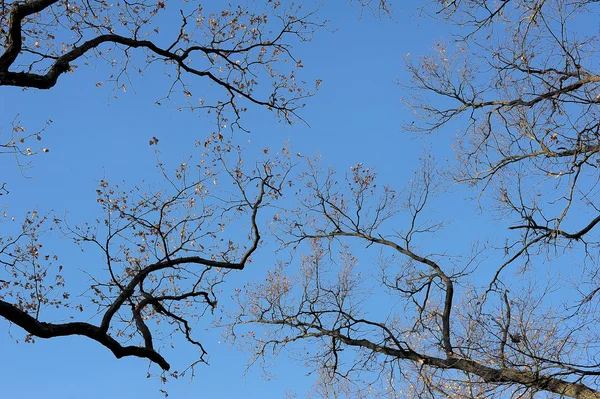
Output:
top-left (0, 0), bottom-right (322, 373)
top-left (0, 136), bottom-right (293, 373)
top-left (3, 1), bottom-right (600, 397)
top-left (405, 0), bottom-right (600, 260)
top-left (0, 0), bottom-right (323, 126)
top-left (219, 3), bottom-right (600, 396)
top-left (227, 157), bottom-right (600, 398)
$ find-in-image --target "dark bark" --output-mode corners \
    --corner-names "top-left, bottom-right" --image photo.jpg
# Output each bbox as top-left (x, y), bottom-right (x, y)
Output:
top-left (0, 0), bottom-right (315, 121)
top-left (0, 298), bottom-right (171, 370)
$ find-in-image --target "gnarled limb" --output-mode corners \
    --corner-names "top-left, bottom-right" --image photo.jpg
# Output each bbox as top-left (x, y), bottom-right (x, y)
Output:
top-left (0, 298), bottom-right (171, 370)
top-left (0, 0), bottom-right (322, 124)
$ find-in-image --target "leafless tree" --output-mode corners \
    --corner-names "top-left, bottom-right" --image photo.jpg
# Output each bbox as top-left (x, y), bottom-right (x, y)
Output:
top-left (0, 135), bottom-right (293, 374)
top-left (0, 0), bottom-right (320, 376)
top-left (229, 154), bottom-right (600, 398)
top-left (405, 0), bottom-right (600, 252)
top-left (226, 1), bottom-right (600, 398)
top-left (4, 0), bottom-right (600, 396)
top-left (0, 0), bottom-right (322, 126)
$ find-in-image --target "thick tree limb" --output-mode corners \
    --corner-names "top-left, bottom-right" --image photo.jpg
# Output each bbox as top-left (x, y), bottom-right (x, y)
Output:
top-left (0, 0), bottom-right (61, 70)
top-left (0, 298), bottom-right (170, 370)
top-left (259, 317), bottom-right (600, 399)
top-left (330, 333), bottom-right (600, 399)
top-left (0, 0), bottom-right (316, 122)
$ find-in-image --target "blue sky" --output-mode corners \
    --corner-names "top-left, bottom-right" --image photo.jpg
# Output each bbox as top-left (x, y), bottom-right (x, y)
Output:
top-left (0, 2), bottom-right (488, 398)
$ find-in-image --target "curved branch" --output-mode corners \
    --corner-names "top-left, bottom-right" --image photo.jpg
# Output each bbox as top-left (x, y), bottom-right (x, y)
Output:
top-left (327, 329), bottom-right (596, 398)
top-left (0, 298), bottom-right (170, 370)
top-left (262, 317), bottom-right (600, 399)
top-left (0, 0), bottom-right (317, 121)
top-left (509, 214), bottom-right (600, 241)
top-left (304, 229), bottom-right (455, 356)
top-left (0, 0), bottom-right (61, 70)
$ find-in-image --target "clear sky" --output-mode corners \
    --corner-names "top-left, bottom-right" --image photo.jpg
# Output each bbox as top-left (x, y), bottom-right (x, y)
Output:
top-left (0, 2), bottom-right (486, 398)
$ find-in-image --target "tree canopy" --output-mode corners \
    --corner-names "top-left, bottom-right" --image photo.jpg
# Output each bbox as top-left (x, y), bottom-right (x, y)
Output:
top-left (1, 0), bottom-right (600, 398)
